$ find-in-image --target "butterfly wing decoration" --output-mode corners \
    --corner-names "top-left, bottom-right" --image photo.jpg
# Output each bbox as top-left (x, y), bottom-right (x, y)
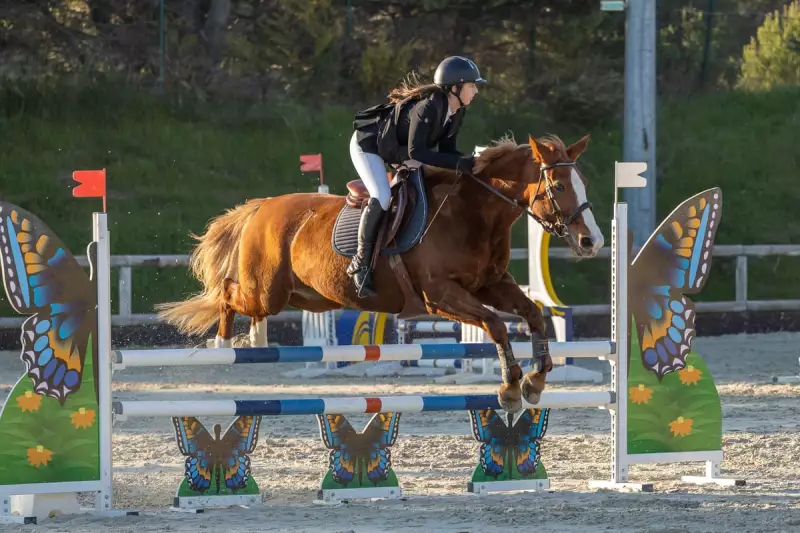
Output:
top-left (317, 412), bottom-right (401, 486)
top-left (469, 408), bottom-right (508, 477)
top-left (317, 414), bottom-right (359, 485)
top-left (629, 188), bottom-right (722, 379)
top-left (360, 412), bottom-right (401, 485)
top-left (0, 202), bottom-right (98, 405)
top-left (218, 415), bottom-right (262, 492)
top-left (470, 408), bottom-right (550, 478)
top-left (510, 408), bottom-right (549, 477)
top-left (172, 416), bottom-right (217, 493)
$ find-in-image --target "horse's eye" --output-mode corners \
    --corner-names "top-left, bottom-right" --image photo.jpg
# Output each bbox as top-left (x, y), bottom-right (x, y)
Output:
top-left (553, 182), bottom-right (565, 192)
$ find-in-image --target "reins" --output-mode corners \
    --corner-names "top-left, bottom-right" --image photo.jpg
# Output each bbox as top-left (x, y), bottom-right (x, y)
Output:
top-left (418, 159), bottom-right (594, 241)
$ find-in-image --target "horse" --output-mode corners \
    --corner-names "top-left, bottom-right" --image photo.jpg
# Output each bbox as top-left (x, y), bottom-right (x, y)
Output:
top-left (156, 133), bottom-right (604, 413)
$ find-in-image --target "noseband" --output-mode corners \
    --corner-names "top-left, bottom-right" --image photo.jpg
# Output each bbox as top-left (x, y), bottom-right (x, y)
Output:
top-left (530, 161), bottom-right (594, 238)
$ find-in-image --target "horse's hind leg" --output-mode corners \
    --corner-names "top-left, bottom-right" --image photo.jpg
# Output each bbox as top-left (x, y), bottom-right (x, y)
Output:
top-left (223, 277), bottom-right (289, 347)
top-left (250, 316), bottom-right (268, 347)
top-left (422, 280), bottom-right (524, 413)
top-left (215, 307), bottom-right (236, 348)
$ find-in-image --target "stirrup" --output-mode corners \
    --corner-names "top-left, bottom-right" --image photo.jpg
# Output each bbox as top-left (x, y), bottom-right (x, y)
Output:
top-left (353, 268), bottom-right (377, 298)
top-left (346, 254), bottom-right (363, 276)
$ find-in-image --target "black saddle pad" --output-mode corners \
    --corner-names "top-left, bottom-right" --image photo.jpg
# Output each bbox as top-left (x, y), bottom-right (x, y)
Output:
top-left (332, 168), bottom-right (428, 258)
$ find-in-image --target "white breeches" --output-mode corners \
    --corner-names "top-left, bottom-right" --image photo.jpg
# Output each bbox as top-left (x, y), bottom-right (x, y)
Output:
top-left (349, 132), bottom-right (391, 210)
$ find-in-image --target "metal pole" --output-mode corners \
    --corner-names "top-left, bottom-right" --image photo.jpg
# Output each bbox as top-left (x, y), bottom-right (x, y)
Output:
top-left (700, 0), bottom-right (716, 87)
top-left (622, 0), bottom-right (657, 247)
top-left (158, 0), bottom-right (165, 88)
top-left (93, 213), bottom-right (114, 513)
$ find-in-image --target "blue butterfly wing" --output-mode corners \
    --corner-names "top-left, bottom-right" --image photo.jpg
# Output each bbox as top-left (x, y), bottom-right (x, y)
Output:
top-left (316, 414), bottom-right (357, 485)
top-left (511, 409), bottom-right (550, 477)
top-left (0, 202), bottom-right (96, 404)
top-left (219, 416), bottom-right (262, 492)
top-left (172, 417), bottom-right (215, 493)
top-left (629, 188), bottom-right (722, 378)
top-left (469, 409), bottom-right (508, 477)
top-left (362, 412), bottom-right (401, 485)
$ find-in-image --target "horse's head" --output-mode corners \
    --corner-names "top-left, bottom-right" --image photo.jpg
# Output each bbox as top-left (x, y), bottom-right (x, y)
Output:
top-left (523, 134), bottom-right (604, 258)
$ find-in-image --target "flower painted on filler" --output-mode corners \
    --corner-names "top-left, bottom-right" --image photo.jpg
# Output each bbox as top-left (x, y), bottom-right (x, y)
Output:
top-left (71, 407), bottom-right (96, 429)
top-left (27, 445), bottom-right (53, 468)
top-left (16, 390), bottom-right (42, 412)
top-left (630, 384), bottom-right (653, 405)
top-left (679, 365), bottom-right (702, 386)
top-left (669, 416), bottom-right (693, 438)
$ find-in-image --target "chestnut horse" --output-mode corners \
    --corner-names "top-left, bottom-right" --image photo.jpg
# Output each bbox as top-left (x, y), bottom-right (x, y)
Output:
top-left (156, 133), bottom-right (604, 413)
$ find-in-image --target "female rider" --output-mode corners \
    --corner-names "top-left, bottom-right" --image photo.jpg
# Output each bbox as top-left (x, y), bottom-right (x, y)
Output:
top-left (348, 56), bottom-right (487, 298)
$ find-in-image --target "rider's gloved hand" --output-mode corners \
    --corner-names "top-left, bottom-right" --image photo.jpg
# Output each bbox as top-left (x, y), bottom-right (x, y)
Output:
top-left (457, 155), bottom-right (475, 174)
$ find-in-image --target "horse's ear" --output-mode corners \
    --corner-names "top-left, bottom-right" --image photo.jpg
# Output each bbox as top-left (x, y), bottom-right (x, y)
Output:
top-left (566, 134), bottom-right (591, 161)
top-left (528, 135), bottom-right (553, 164)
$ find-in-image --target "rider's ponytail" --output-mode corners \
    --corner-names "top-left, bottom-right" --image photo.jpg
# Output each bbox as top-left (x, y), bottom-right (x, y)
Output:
top-left (386, 71), bottom-right (442, 104)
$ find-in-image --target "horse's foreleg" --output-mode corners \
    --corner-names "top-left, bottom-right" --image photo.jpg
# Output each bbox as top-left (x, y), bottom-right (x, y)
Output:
top-left (474, 273), bottom-right (554, 405)
top-left (423, 281), bottom-right (524, 413)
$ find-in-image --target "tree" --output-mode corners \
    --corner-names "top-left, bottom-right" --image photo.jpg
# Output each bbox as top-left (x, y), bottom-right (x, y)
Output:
top-left (737, 0), bottom-right (800, 91)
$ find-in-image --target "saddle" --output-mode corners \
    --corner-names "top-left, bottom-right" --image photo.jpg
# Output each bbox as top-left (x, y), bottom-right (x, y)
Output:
top-left (332, 166), bottom-right (428, 260)
top-left (332, 166), bottom-right (430, 318)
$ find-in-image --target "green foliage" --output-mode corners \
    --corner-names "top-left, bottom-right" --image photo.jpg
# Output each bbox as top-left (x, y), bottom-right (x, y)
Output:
top-left (359, 38), bottom-right (418, 100)
top-left (176, 475), bottom-right (260, 497)
top-left (0, 340), bottom-right (100, 486)
top-left (1, 0), bottom-right (794, 112)
top-left (627, 320), bottom-right (722, 455)
top-left (254, 0), bottom-right (346, 98)
top-left (319, 467), bottom-right (400, 492)
top-left (470, 459), bottom-right (548, 484)
top-left (659, 5), bottom-right (722, 91)
top-left (737, 1), bottom-right (800, 91)
top-left (0, 84), bottom-right (798, 319)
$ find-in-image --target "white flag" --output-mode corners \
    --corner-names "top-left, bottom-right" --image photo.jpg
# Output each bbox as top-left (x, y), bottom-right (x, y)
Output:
top-left (615, 161), bottom-right (648, 188)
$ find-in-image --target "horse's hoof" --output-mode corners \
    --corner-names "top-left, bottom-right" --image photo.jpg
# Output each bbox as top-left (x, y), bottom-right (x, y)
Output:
top-left (498, 384), bottom-right (523, 413)
top-left (521, 373), bottom-right (543, 405)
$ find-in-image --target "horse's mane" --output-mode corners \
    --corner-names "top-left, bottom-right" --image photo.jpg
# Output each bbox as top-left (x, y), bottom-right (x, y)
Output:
top-left (472, 133), bottom-right (567, 175)
top-left (423, 133), bottom-right (567, 182)
top-left (472, 134), bottom-right (524, 175)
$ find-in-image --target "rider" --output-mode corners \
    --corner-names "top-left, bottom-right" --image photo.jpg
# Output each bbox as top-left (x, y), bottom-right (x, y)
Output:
top-left (347, 56), bottom-right (487, 298)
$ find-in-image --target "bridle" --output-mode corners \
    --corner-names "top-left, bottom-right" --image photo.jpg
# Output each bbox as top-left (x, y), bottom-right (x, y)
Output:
top-left (528, 161), bottom-right (594, 238)
top-left (459, 160), bottom-right (593, 239)
top-left (416, 158), bottom-right (594, 243)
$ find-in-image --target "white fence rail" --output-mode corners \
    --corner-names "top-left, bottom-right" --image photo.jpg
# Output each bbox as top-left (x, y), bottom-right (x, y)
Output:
top-left (1, 245), bottom-right (798, 328)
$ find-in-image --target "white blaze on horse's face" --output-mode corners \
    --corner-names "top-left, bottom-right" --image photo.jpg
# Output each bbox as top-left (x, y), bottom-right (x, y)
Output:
top-left (570, 168), bottom-right (604, 256)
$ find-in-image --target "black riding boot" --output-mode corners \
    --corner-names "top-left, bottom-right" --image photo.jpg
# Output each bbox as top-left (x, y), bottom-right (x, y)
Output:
top-left (347, 197), bottom-right (385, 298)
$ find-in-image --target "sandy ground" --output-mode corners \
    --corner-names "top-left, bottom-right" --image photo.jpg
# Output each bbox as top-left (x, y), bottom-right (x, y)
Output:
top-left (1, 331), bottom-right (799, 532)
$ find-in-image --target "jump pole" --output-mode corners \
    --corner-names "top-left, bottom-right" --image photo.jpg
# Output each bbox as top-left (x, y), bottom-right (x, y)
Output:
top-left (771, 357), bottom-right (800, 384)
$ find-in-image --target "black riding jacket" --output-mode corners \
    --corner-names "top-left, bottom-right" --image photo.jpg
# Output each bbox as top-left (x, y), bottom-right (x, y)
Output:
top-left (354, 90), bottom-right (472, 170)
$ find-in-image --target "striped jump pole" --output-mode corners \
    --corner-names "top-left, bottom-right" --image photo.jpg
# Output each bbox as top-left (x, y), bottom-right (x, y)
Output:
top-left (112, 391), bottom-right (614, 419)
top-left (112, 340), bottom-right (616, 369)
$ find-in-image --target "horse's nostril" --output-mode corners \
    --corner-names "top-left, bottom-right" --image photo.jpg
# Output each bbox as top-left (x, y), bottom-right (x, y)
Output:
top-left (579, 236), bottom-right (593, 249)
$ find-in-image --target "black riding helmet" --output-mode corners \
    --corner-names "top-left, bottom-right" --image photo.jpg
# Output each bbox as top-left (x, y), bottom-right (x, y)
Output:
top-left (434, 56), bottom-right (488, 87)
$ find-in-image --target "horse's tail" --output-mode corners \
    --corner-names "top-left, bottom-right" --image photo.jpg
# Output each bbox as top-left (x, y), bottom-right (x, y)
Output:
top-left (155, 198), bottom-right (264, 336)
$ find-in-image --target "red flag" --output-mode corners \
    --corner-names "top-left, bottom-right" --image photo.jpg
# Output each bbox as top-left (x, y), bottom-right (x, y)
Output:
top-left (72, 169), bottom-right (107, 211)
top-left (299, 154), bottom-right (322, 172)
